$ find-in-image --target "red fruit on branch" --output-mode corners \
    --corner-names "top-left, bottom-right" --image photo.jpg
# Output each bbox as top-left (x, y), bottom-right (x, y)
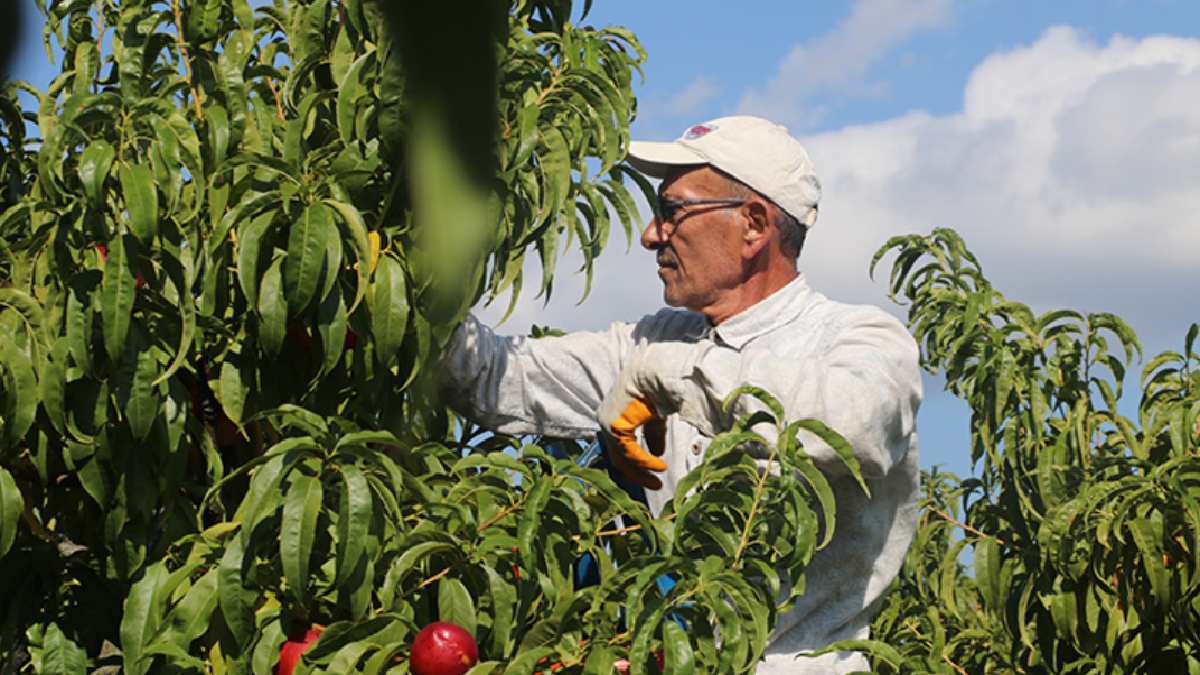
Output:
top-left (276, 625), bottom-right (322, 675)
top-left (612, 650), bottom-right (663, 674)
top-left (96, 244), bottom-right (146, 288)
top-left (410, 622), bottom-right (479, 675)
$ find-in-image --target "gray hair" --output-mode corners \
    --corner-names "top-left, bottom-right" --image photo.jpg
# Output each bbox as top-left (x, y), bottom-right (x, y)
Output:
top-left (775, 206), bottom-right (808, 259)
top-left (718, 169), bottom-right (808, 259)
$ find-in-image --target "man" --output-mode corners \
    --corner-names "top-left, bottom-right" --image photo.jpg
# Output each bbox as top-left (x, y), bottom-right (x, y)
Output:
top-left (442, 116), bottom-right (922, 673)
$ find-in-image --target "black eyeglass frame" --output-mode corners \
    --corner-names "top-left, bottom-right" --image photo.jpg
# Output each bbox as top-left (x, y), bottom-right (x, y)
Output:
top-left (654, 196), bottom-right (747, 224)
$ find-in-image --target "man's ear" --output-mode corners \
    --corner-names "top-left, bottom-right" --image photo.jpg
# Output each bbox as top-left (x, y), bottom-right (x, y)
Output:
top-left (742, 198), bottom-right (773, 258)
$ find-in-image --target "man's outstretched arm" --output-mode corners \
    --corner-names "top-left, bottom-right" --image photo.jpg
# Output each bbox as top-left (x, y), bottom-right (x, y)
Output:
top-left (440, 314), bottom-right (635, 438)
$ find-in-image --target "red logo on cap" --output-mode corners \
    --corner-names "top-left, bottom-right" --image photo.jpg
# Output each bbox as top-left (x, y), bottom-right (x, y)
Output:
top-left (683, 124), bottom-right (716, 140)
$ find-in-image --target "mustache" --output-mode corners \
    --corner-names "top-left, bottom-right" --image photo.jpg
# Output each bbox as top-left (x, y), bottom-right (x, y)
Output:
top-left (656, 249), bottom-right (677, 267)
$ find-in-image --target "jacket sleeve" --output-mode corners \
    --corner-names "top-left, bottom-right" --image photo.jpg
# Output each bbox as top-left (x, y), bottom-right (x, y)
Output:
top-left (644, 308), bottom-right (922, 479)
top-left (439, 313), bottom-right (635, 438)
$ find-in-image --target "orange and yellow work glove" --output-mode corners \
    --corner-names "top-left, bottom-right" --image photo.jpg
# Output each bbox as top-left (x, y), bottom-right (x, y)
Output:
top-left (598, 341), bottom-right (696, 490)
top-left (603, 397), bottom-right (667, 490)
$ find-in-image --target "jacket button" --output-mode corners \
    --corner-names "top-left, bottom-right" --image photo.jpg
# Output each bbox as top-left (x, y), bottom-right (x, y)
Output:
top-left (691, 440), bottom-right (703, 456)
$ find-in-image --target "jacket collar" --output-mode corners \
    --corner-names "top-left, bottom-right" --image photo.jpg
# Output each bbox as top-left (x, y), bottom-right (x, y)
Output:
top-left (710, 273), bottom-right (817, 350)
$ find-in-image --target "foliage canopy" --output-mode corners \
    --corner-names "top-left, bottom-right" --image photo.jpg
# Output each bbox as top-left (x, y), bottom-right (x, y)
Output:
top-left (0, 1), bottom-right (860, 673)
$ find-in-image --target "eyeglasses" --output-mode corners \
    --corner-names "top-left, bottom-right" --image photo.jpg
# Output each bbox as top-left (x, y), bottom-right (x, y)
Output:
top-left (655, 195), bottom-right (746, 225)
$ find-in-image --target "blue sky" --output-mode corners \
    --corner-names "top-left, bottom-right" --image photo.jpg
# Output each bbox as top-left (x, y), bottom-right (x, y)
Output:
top-left (8, 1), bottom-right (1200, 477)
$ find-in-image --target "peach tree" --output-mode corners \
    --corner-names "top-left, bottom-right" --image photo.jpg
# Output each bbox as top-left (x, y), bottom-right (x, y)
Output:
top-left (839, 230), bottom-right (1200, 673)
top-left (0, 1), bottom-right (863, 672)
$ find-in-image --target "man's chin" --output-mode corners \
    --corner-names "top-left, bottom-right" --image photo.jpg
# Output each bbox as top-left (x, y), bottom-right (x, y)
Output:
top-left (661, 288), bottom-right (684, 308)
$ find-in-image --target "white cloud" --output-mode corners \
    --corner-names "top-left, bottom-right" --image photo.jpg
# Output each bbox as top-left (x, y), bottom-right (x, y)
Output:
top-left (482, 26), bottom-right (1200, 361)
top-left (737, 0), bottom-right (954, 127)
top-left (800, 26), bottom-right (1200, 353)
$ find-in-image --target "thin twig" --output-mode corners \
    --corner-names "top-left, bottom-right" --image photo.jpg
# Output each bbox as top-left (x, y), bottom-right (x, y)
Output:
top-left (417, 566), bottom-right (451, 590)
top-left (94, 2), bottom-right (105, 89)
top-left (943, 654), bottom-right (969, 675)
top-left (266, 75), bottom-right (285, 121)
top-left (596, 523), bottom-right (642, 538)
top-left (732, 446), bottom-right (775, 566)
top-left (929, 506), bottom-right (1007, 547)
top-left (476, 497), bottom-right (525, 533)
top-left (595, 511), bottom-right (674, 538)
top-left (171, 0), bottom-right (204, 120)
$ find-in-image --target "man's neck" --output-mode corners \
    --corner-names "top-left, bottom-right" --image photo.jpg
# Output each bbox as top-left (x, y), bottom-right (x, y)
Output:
top-left (702, 266), bottom-right (799, 325)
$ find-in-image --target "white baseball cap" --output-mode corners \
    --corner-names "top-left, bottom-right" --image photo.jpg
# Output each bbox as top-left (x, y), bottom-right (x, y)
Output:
top-left (627, 115), bottom-right (821, 228)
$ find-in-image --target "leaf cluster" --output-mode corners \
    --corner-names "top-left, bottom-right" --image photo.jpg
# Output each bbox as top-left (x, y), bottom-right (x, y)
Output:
top-left (0, 1), bottom-right (864, 673)
top-left (834, 229), bottom-right (1200, 673)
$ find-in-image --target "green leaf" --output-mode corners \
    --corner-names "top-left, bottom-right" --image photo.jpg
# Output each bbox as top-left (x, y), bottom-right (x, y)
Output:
top-left (281, 472), bottom-right (323, 601)
top-left (1128, 517), bottom-right (1170, 605)
top-left (336, 50), bottom-right (374, 143)
top-left (316, 284), bottom-right (349, 375)
top-left (792, 418), bottom-right (870, 497)
top-left (100, 235), bottom-right (136, 363)
top-left (41, 337), bottom-right (69, 434)
top-left (323, 199), bottom-right (372, 313)
top-left (39, 623), bottom-right (88, 675)
top-left (805, 639), bottom-right (905, 670)
top-left (284, 202), bottom-right (336, 314)
top-left (215, 357), bottom-right (248, 428)
top-left (581, 647), bottom-right (617, 675)
top-left (258, 255), bottom-right (287, 357)
top-left (142, 641), bottom-right (206, 671)
top-left (118, 163), bottom-right (159, 244)
top-left (370, 255), bottom-right (409, 367)
top-left (163, 568), bottom-right (219, 645)
top-left (250, 616), bottom-right (286, 675)
top-left (78, 140), bottom-right (116, 209)
top-left (120, 562), bottom-right (167, 675)
top-left (234, 454), bottom-right (293, 547)
top-left (484, 565), bottom-right (515, 656)
top-left (206, 103), bottom-right (231, 165)
top-left (153, 254), bottom-right (196, 386)
top-left (0, 338), bottom-right (38, 446)
top-left (126, 345), bottom-right (159, 441)
top-left (974, 538), bottom-right (1002, 610)
top-left (438, 576), bottom-right (477, 640)
top-left (334, 463), bottom-right (371, 588)
top-left (65, 272), bottom-right (100, 374)
top-left (662, 621), bottom-right (695, 674)
top-left (217, 534), bottom-right (255, 652)
top-left (235, 208), bottom-right (277, 306)
top-left (0, 467), bottom-right (23, 557)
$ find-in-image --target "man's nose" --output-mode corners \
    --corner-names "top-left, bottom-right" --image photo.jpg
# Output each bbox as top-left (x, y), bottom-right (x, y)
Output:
top-left (641, 217), bottom-right (666, 250)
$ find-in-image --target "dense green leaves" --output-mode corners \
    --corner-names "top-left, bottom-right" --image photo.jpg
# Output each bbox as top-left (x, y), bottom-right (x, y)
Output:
top-left (0, 0), bottom-right (873, 672)
top-left (851, 229), bottom-right (1200, 673)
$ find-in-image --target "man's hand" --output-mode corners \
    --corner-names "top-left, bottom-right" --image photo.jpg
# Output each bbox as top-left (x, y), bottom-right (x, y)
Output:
top-left (598, 348), bottom-right (676, 490)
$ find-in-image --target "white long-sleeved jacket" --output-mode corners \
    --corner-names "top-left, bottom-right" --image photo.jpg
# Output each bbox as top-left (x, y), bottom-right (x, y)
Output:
top-left (441, 274), bottom-right (922, 673)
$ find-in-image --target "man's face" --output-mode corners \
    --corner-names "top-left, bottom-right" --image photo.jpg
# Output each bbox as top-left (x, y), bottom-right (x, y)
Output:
top-left (640, 166), bottom-right (747, 315)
